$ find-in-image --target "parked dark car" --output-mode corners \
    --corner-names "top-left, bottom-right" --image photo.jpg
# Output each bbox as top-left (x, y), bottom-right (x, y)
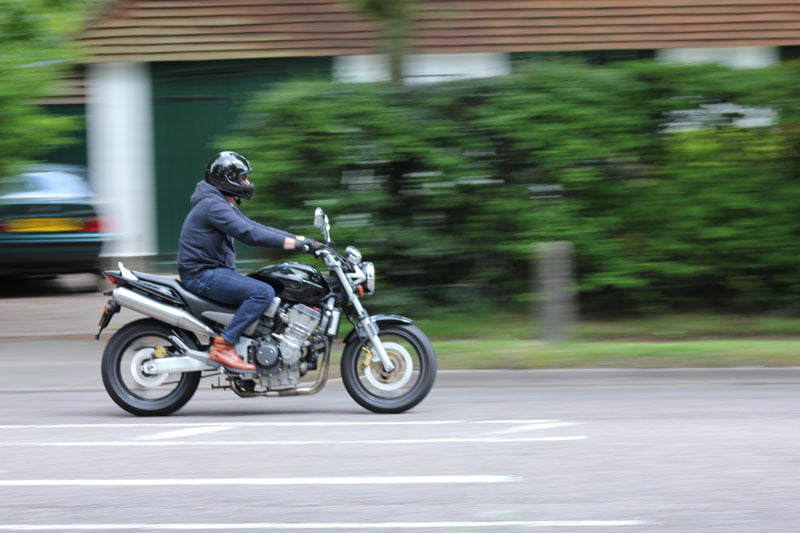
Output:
top-left (0, 165), bottom-right (109, 277)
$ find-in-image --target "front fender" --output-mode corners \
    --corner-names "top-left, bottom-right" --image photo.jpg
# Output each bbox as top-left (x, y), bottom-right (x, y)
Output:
top-left (343, 314), bottom-right (414, 346)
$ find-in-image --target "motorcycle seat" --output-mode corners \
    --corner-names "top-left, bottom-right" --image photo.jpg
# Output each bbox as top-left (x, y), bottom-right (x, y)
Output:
top-left (133, 271), bottom-right (236, 317)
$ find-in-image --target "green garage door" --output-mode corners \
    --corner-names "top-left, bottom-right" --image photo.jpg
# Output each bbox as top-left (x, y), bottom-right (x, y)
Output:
top-left (151, 58), bottom-right (331, 271)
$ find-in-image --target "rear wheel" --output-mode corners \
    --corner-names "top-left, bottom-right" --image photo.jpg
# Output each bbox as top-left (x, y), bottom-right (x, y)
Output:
top-left (341, 324), bottom-right (437, 414)
top-left (101, 319), bottom-right (201, 416)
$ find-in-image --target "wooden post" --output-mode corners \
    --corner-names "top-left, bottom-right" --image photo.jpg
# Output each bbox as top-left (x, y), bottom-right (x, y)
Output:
top-left (536, 241), bottom-right (577, 342)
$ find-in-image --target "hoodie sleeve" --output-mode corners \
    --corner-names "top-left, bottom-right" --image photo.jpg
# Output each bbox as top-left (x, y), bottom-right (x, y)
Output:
top-left (206, 198), bottom-right (294, 249)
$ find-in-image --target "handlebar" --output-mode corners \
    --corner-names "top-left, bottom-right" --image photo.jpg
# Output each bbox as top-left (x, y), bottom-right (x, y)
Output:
top-left (317, 246), bottom-right (355, 273)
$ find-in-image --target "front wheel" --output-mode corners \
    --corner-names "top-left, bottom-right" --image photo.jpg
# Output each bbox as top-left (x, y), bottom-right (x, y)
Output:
top-left (341, 324), bottom-right (437, 413)
top-left (101, 319), bottom-right (201, 416)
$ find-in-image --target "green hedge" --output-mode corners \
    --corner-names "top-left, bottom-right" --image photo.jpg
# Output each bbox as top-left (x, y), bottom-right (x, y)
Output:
top-left (223, 60), bottom-right (800, 314)
top-left (0, 0), bottom-right (82, 177)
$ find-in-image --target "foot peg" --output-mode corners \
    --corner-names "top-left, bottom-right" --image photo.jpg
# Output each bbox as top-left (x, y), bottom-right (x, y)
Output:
top-left (206, 353), bottom-right (258, 377)
top-left (209, 336), bottom-right (256, 371)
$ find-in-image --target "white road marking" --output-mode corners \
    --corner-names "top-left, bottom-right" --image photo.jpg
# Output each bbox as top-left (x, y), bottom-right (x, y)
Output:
top-left (472, 419), bottom-right (563, 424)
top-left (0, 475), bottom-right (517, 487)
top-left (135, 426), bottom-right (232, 441)
top-left (0, 436), bottom-right (587, 447)
top-left (0, 419), bottom-right (557, 430)
top-left (487, 421), bottom-right (580, 435)
top-left (0, 520), bottom-right (650, 530)
top-left (0, 418), bottom-right (586, 447)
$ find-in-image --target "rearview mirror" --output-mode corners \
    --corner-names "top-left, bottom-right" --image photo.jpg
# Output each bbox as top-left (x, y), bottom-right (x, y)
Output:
top-left (313, 207), bottom-right (331, 243)
top-left (313, 207), bottom-right (325, 228)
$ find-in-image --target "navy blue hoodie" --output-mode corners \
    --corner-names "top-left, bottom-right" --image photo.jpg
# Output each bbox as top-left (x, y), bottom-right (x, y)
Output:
top-left (177, 181), bottom-right (293, 279)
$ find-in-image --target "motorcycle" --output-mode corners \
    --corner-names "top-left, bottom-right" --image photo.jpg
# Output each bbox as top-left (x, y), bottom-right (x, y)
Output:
top-left (96, 208), bottom-right (437, 416)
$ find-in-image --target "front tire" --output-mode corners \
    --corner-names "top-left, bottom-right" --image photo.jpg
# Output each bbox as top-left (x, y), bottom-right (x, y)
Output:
top-left (101, 319), bottom-right (201, 416)
top-left (341, 324), bottom-right (437, 413)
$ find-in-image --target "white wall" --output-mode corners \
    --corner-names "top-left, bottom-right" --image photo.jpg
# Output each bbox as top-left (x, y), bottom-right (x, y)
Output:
top-left (86, 62), bottom-right (157, 262)
top-left (334, 52), bottom-right (511, 84)
top-left (657, 46), bottom-right (779, 68)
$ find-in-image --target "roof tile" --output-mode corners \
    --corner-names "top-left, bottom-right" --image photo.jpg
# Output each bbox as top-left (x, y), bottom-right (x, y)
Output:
top-left (80, 0), bottom-right (800, 62)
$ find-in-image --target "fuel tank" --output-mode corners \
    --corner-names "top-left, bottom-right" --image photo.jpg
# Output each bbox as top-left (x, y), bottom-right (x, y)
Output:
top-left (249, 262), bottom-right (330, 304)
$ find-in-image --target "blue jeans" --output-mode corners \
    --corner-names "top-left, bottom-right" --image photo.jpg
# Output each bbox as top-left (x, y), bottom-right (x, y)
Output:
top-left (181, 268), bottom-right (275, 344)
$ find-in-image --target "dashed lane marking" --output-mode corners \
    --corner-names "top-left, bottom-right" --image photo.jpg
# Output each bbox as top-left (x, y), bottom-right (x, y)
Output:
top-left (134, 426), bottom-right (232, 441)
top-left (0, 436), bottom-right (587, 447)
top-left (487, 421), bottom-right (580, 435)
top-left (0, 475), bottom-right (518, 487)
top-left (0, 419), bottom-right (556, 430)
top-left (0, 520), bottom-right (651, 530)
top-left (0, 418), bottom-right (588, 446)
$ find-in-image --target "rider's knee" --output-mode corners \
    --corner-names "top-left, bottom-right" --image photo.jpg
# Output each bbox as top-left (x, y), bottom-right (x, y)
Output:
top-left (251, 282), bottom-right (275, 303)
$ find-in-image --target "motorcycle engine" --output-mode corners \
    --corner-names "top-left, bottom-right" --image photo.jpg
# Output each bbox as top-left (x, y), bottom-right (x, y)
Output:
top-left (256, 303), bottom-right (322, 391)
top-left (248, 339), bottom-right (280, 369)
top-left (279, 304), bottom-right (322, 366)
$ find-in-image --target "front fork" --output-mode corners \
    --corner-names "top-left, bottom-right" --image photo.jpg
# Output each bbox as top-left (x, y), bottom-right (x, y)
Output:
top-left (328, 259), bottom-right (396, 373)
top-left (358, 314), bottom-right (396, 373)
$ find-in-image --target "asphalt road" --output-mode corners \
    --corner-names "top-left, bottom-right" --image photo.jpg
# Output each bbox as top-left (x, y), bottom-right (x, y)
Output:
top-left (0, 338), bottom-right (798, 532)
top-left (1, 278), bottom-right (799, 531)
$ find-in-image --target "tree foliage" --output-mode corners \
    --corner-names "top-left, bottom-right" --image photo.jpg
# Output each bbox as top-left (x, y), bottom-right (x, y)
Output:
top-left (224, 59), bottom-right (800, 313)
top-left (0, 0), bottom-right (84, 177)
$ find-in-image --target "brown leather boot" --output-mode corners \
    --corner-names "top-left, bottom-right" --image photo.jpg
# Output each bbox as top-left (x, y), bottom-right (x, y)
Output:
top-left (209, 336), bottom-right (255, 371)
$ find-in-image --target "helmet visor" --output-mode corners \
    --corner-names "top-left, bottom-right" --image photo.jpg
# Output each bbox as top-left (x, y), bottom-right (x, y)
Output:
top-left (235, 174), bottom-right (254, 200)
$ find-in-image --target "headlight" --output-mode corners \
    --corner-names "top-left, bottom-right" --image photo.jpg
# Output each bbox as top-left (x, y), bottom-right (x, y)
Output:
top-left (344, 245), bottom-right (362, 265)
top-left (362, 262), bottom-right (375, 294)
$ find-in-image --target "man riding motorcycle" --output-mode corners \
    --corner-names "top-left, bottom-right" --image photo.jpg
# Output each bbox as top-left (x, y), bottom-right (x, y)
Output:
top-left (177, 151), bottom-right (320, 371)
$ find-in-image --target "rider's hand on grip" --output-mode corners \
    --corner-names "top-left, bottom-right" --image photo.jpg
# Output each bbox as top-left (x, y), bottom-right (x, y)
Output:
top-left (295, 237), bottom-right (323, 255)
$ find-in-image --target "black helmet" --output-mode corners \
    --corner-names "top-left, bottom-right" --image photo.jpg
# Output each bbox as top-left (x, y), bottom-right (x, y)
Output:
top-left (205, 151), bottom-right (255, 200)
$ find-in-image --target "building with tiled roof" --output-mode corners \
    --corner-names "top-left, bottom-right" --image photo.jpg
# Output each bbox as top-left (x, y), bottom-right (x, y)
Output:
top-left (82, 0), bottom-right (800, 62)
top-left (72, 0), bottom-right (800, 263)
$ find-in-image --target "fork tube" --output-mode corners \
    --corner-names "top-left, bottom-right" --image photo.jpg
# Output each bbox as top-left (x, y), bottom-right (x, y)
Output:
top-left (329, 260), bottom-right (396, 373)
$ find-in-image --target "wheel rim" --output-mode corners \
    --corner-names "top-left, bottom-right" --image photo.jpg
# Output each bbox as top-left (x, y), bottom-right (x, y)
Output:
top-left (129, 348), bottom-right (169, 388)
top-left (118, 335), bottom-right (184, 401)
top-left (363, 341), bottom-right (414, 391)
top-left (356, 335), bottom-right (423, 399)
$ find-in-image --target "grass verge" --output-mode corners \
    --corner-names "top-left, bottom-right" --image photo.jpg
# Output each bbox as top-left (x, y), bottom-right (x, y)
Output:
top-left (415, 312), bottom-right (800, 369)
top-left (433, 339), bottom-right (800, 369)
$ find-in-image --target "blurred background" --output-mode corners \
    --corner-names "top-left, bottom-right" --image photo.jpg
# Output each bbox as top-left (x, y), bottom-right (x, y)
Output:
top-left (3, 0), bottom-right (800, 349)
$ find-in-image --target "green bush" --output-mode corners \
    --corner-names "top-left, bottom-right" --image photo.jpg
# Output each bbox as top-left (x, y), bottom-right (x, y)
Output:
top-left (223, 60), bottom-right (800, 314)
top-left (0, 0), bottom-right (82, 177)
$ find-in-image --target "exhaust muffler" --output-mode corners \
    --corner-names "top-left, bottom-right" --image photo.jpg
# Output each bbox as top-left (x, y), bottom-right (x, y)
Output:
top-left (112, 286), bottom-right (217, 338)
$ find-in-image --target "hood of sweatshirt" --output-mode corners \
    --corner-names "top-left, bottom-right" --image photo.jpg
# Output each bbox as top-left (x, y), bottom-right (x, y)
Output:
top-left (190, 180), bottom-right (226, 207)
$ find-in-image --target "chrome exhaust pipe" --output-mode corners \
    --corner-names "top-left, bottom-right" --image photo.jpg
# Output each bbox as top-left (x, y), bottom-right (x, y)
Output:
top-left (112, 286), bottom-right (217, 338)
top-left (273, 351), bottom-right (331, 397)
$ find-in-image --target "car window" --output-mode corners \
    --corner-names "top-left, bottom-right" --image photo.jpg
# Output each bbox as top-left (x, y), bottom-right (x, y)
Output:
top-left (0, 170), bottom-right (93, 199)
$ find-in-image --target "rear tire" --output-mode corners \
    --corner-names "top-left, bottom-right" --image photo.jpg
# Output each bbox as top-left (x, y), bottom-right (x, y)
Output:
top-left (101, 319), bottom-right (201, 416)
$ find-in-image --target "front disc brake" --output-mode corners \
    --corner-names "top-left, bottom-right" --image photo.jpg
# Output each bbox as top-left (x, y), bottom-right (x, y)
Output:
top-left (363, 341), bottom-right (414, 391)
